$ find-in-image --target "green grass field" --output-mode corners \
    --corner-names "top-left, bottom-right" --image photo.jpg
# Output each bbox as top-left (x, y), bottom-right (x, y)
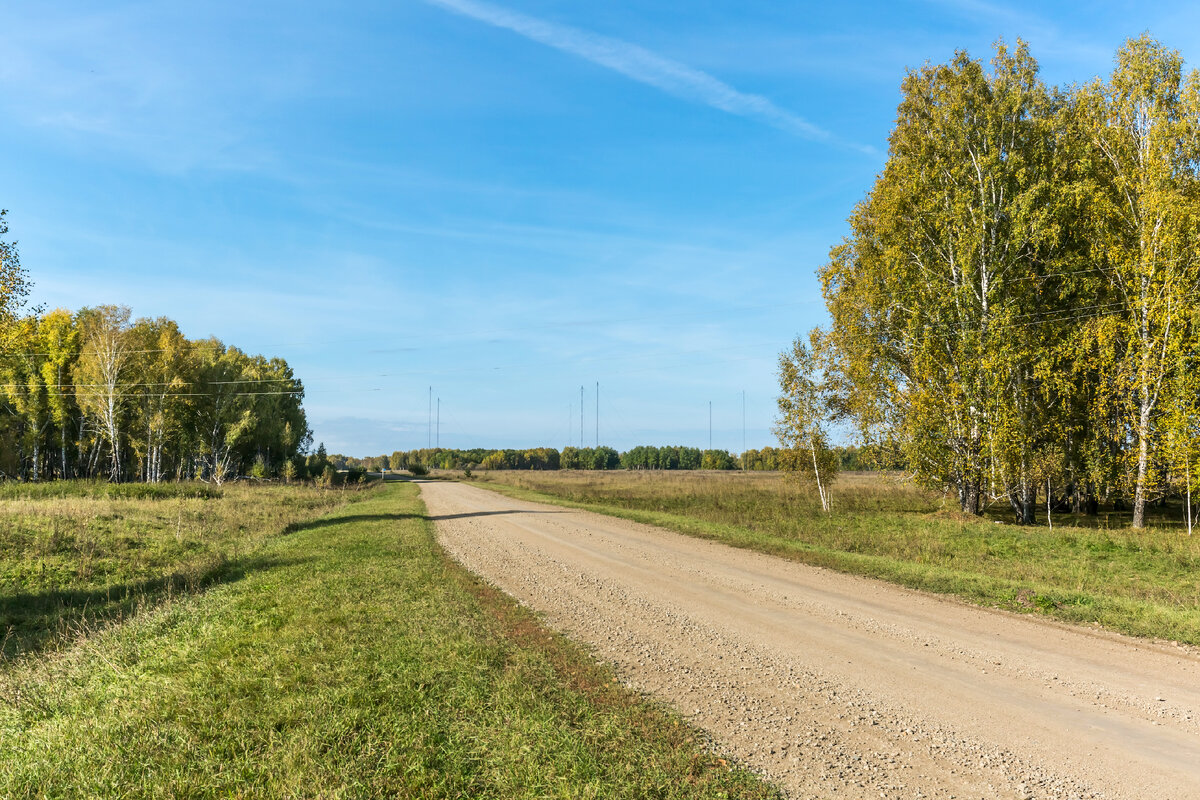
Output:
top-left (0, 480), bottom-right (358, 660)
top-left (474, 470), bottom-right (1200, 645)
top-left (0, 480), bottom-right (777, 799)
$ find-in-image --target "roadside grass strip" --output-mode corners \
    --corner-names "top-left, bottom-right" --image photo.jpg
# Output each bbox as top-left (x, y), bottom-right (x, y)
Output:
top-left (0, 482), bottom-right (778, 799)
top-left (474, 475), bottom-right (1200, 646)
top-left (0, 481), bottom-right (354, 660)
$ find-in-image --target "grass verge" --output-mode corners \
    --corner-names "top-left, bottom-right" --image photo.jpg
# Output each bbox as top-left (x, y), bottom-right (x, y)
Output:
top-left (472, 471), bottom-right (1200, 646)
top-left (0, 481), bottom-right (778, 799)
top-left (0, 480), bottom-right (362, 659)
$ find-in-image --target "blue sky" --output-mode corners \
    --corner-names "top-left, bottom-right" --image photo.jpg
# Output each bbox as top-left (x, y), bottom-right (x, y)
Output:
top-left (3, 1), bottom-right (1198, 455)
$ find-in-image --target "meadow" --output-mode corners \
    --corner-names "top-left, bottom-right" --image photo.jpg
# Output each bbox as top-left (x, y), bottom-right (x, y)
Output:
top-left (0, 480), bottom-right (776, 798)
top-left (0, 480), bottom-right (354, 659)
top-left (474, 470), bottom-right (1200, 645)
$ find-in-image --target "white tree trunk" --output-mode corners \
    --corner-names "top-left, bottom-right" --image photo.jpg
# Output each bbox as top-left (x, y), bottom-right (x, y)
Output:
top-left (1132, 399), bottom-right (1152, 528)
top-left (1046, 477), bottom-right (1052, 531)
top-left (809, 433), bottom-right (829, 513)
top-left (1187, 446), bottom-right (1193, 537)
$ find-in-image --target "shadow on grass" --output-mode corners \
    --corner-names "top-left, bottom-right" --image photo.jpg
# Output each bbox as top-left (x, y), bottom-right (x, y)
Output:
top-left (0, 552), bottom-right (310, 660)
top-left (281, 513), bottom-right (424, 533)
top-left (428, 509), bottom-right (567, 521)
top-left (282, 510), bottom-right (566, 527)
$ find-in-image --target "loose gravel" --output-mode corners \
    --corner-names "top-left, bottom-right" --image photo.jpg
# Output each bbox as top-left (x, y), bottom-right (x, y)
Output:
top-left (420, 479), bottom-right (1200, 800)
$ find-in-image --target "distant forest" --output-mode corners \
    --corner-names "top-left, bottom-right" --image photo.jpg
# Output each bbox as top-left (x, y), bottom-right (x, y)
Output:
top-left (342, 445), bottom-right (882, 473)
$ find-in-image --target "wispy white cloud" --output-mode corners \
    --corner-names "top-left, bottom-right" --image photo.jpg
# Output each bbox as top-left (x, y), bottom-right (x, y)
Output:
top-left (0, 6), bottom-right (299, 174)
top-left (921, 0), bottom-right (1110, 69)
top-left (421, 0), bottom-right (873, 153)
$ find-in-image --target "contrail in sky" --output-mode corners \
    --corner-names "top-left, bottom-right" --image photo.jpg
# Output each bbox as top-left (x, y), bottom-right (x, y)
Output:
top-left (421, 0), bottom-right (871, 153)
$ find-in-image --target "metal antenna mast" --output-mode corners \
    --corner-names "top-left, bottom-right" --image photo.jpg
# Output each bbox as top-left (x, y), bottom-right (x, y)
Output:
top-left (436, 398), bottom-right (440, 449)
top-left (595, 381), bottom-right (599, 447)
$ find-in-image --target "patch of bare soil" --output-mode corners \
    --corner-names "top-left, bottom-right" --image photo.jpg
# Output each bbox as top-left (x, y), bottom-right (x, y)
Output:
top-left (420, 479), bottom-right (1200, 800)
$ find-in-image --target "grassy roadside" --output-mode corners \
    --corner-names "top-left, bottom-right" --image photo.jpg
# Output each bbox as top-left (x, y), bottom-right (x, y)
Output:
top-left (472, 471), bottom-right (1200, 646)
top-left (0, 481), bottom-right (359, 659)
top-left (0, 481), bottom-right (778, 799)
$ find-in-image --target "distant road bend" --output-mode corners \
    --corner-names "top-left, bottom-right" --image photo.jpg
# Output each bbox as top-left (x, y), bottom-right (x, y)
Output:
top-left (420, 479), bottom-right (1200, 800)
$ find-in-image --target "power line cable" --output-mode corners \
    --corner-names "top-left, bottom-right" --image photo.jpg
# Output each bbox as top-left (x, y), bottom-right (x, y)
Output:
top-left (9, 298), bottom-right (822, 358)
top-left (0, 377), bottom-right (298, 390)
top-left (68, 389), bottom-right (303, 399)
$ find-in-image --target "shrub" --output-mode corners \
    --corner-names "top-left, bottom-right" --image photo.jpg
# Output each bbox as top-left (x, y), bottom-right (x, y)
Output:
top-left (320, 464), bottom-right (339, 487)
top-left (249, 455), bottom-right (269, 480)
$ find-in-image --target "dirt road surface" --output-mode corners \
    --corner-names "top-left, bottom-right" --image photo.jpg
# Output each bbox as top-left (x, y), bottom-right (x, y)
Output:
top-left (419, 479), bottom-right (1200, 799)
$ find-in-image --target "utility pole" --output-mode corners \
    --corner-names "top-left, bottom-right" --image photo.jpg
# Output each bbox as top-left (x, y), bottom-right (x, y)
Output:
top-left (595, 381), bottom-right (599, 447)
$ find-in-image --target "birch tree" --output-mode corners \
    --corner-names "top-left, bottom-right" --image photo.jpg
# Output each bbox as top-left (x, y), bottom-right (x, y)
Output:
top-left (75, 306), bottom-right (133, 482)
top-left (38, 309), bottom-right (80, 479)
top-left (1162, 302), bottom-right (1200, 534)
top-left (193, 340), bottom-right (256, 485)
top-left (0, 316), bottom-right (50, 479)
top-left (820, 41), bottom-right (1073, 517)
top-left (237, 355), bottom-right (305, 476)
top-left (775, 331), bottom-right (839, 512)
top-left (0, 213), bottom-right (42, 478)
top-left (0, 210), bottom-right (32, 350)
top-left (129, 317), bottom-right (192, 482)
top-left (1078, 34), bottom-right (1200, 528)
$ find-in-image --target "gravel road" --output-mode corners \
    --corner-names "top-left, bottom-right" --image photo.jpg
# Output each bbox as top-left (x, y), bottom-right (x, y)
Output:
top-left (419, 479), bottom-right (1200, 800)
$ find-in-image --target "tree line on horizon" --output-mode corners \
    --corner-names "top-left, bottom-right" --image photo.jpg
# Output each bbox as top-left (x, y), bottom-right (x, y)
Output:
top-left (781, 35), bottom-right (1200, 529)
top-left (346, 444), bottom-right (875, 473)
